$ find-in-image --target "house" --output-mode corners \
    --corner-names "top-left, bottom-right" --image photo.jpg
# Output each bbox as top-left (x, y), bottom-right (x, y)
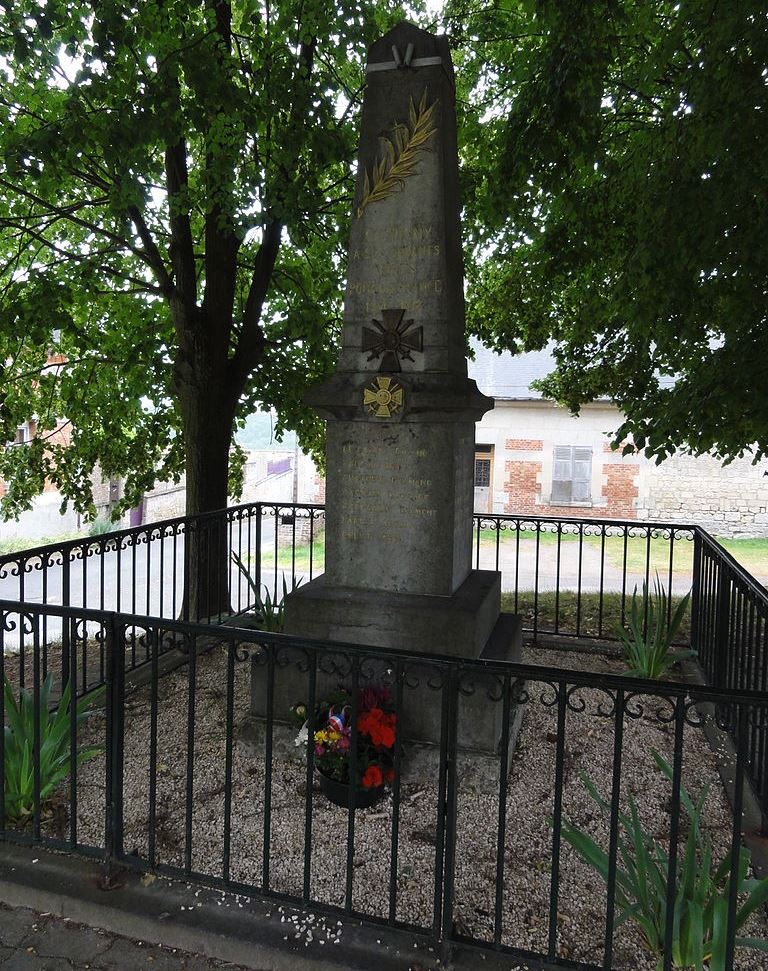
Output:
top-left (468, 342), bottom-right (768, 535)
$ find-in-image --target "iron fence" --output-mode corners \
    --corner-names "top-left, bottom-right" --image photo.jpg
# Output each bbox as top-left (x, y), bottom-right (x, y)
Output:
top-left (0, 503), bottom-right (699, 655)
top-left (1, 600), bottom-right (766, 971)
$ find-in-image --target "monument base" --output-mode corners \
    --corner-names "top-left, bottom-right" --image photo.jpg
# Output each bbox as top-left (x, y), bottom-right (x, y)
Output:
top-left (249, 574), bottom-right (523, 764)
top-left (282, 569), bottom-right (501, 657)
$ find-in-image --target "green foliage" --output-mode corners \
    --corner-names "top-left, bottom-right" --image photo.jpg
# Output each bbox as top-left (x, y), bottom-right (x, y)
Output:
top-left (87, 516), bottom-right (114, 537)
top-left (0, 1), bottom-right (405, 520)
top-left (560, 751), bottom-right (768, 969)
top-left (449, 0), bottom-right (768, 465)
top-left (617, 575), bottom-right (694, 679)
top-left (230, 550), bottom-right (302, 631)
top-left (3, 674), bottom-right (104, 823)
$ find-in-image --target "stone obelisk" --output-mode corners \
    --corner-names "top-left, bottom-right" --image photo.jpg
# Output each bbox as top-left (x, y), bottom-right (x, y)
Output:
top-left (283, 21), bottom-right (519, 677)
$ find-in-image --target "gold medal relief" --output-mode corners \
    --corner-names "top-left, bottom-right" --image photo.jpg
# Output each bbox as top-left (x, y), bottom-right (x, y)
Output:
top-left (363, 376), bottom-right (404, 419)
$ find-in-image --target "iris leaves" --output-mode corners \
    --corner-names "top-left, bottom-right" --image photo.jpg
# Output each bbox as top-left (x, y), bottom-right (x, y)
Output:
top-left (3, 674), bottom-right (104, 823)
top-left (560, 751), bottom-right (768, 969)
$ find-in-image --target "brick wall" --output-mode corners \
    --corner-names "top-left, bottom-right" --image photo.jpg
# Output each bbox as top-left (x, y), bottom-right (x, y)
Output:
top-left (505, 439), bottom-right (543, 451)
top-left (603, 462), bottom-right (640, 519)
top-left (501, 452), bottom-right (641, 519)
top-left (502, 460), bottom-right (541, 513)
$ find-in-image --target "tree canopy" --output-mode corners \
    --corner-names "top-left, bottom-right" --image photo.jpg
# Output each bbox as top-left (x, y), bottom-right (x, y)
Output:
top-left (0, 0), bottom-right (403, 521)
top-left (450, 0), bottom-right (768, 464)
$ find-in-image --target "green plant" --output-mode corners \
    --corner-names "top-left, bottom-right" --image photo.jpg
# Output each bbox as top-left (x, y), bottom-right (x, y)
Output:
top-left (618, 575), bottom-right (694, 679)
top-left (560, 752), bottom-right (768, 970)
top-left (230, 551), bottom-right (302, 632)
top-left (3, 674), bottom-right (104, 823)
top-left (88, 516), bottom-right (113, 537)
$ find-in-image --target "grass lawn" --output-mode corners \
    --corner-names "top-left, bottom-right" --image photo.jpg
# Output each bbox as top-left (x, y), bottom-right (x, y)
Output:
top-left (258, 536), bottom-right (326, 574)
top-left (502, 589), bottom-right (692, 645)
top-left (0, 530), bottom-right (83, 555)
top-left (478, 528), bottom-right (768, 581)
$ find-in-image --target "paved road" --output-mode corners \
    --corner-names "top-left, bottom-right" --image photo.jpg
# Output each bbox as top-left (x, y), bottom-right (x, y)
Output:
top-left (0, 904), bottom-right (250, 971)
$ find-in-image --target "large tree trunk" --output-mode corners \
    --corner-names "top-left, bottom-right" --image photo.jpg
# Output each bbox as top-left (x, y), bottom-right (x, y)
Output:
top-left (177, 360), bottom-right (238, 622)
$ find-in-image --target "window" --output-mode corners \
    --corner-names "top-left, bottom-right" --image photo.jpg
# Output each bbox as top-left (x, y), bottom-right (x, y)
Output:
top-left (474, 458), bottom-right (491, 488)
top-left (552, 446), bottom-right (592, 503)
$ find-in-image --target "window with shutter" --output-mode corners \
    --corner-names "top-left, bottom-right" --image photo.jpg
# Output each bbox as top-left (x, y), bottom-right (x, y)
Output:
top-left (551, 446), bottom-right (592, 503)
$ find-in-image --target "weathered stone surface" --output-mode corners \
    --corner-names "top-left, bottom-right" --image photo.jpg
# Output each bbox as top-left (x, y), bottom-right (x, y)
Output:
top-left (283, 570), bottom-right (499, 654)
top-left (322, 420), bottom-right (474, 596)
top-left (272, 23), bottom-right (522, 762)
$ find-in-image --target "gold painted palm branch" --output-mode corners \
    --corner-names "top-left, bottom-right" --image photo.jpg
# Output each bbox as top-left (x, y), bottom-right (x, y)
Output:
top-left (356, 88), bottom-right (437, 218)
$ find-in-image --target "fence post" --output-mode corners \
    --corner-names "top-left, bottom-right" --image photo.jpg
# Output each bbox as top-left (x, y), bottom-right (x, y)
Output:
top-left (689, 529), bottom-right (702, 657)
top-left (104, 613), bottom-right (125, 872)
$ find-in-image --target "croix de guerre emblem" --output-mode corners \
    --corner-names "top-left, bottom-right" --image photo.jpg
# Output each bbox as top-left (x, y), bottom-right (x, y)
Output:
top-left (362, 308), bottom-right (423, 372)
top-left (363, 376), bottom-right (404, 418)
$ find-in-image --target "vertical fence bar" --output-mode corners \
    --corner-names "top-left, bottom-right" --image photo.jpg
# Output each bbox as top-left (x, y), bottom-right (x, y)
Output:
top-left (388, 659), bottom-right (404, 925)
top-left (272, 509), bottom-right (279, 602)
top-left (0, 610), bottom-right (5, 830)
top-left (32, 612), bottom-right (41, 840)
top-left (666, 530), bottom-right (675, 631)
top-left (433, 662), bottom-right (453, 935)
top-left (493, 673), bottom-right (512, 946)
top-left (602, 687), bottom-right (625, 969)
top-left (105, 613), bottom-right (125, 871)
top-left (172, 528), bottom-right (179, 620)
top-left (725, 707), bottom-right (746, 970)
top-left (547, 681), bottom-right (567, 962)
top-left (440, 664), bottom-right (459, 945)
top-left (61, 555), bottom-right (71, 693)
top-left (223, 638), bottom-right (236, 884)
top-left (184, 630), bottom-right (197, 874)
top-left (345, 655), bottom-right (360, 913)
top-left (158, 529), bottom-right (165, 621)
top-left (68, 612), bottom-right (78, 847)
top-left (715, 564), bottom-right (731, 689)
top-left (262, 643), bottom-right (275, 892)
top-left (662, 696), bottom-right (686, 971)
top-left (576, 523), bottom-right (584, 637)
top-left (690, 530), bottom-right (702, 657)
top-left (308, 510), bottom-right (316, 581)
top-left (620, 528), bottom-right (628, 627)
top-left (533, 526), bottom-right (540, 642)
top-left (253, 507), bottom-right (262, 611)
top-left (302, 649), bottom-right (317, 903)
top-left (148, 625), bottom-right (159, 870)
top-left (598, 526), bottom-right (606, 638)
top-left (554, 527), bottom-right (562, 635)
top-left (18, 560), bottom-right (26, 688)
top-left (642, 528), bottom-right (652, 635)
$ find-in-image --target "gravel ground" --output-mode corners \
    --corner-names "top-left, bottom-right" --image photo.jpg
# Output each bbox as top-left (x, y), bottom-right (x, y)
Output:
top-left (26, 644), bottom-right (768, 970)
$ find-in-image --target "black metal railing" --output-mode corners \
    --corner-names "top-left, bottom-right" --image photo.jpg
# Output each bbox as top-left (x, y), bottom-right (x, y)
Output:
top-left (0, 503), bottom-right (698, 664)
top-left (1, 600), bottom-right (766, 971)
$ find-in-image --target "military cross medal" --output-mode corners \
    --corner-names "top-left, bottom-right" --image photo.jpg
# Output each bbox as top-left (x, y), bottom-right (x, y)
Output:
top-left (362, 308), bottom-right (423, 372)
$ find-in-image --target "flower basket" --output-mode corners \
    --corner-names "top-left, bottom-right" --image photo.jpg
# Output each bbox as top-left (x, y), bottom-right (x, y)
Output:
top-left (293, 686), bottom-right (398, 806)
top-left (317, 768), bottom-right (384, 808)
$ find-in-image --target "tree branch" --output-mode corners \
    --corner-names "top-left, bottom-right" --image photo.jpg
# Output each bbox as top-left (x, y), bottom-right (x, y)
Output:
top-left (127, 205), bottom-right (174, 294)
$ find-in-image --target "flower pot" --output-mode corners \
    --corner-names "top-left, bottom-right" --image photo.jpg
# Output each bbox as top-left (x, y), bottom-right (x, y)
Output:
top-left (317, 769), bottom-right (383, 808)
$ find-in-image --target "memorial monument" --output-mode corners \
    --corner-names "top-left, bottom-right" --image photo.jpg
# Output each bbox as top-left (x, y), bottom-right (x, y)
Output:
top-left (259, 22), bottom-right (521, 754)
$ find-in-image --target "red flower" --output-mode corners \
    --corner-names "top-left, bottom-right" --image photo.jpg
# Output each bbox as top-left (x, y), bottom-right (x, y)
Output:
top-left (362, 765), bottom-right (383, 789)
top-left (384, 767), bottom-right (395, 783)
top-left (358, 708), bottom-right (396, 749)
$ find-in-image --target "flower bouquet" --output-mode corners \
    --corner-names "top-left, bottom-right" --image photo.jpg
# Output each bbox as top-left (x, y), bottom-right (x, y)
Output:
top-left (293, 686), bottom-right (397, 807)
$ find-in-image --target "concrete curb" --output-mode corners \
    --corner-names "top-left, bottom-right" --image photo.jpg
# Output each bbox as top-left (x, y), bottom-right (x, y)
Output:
top-left (0, 843), bottom-right (527, 971)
